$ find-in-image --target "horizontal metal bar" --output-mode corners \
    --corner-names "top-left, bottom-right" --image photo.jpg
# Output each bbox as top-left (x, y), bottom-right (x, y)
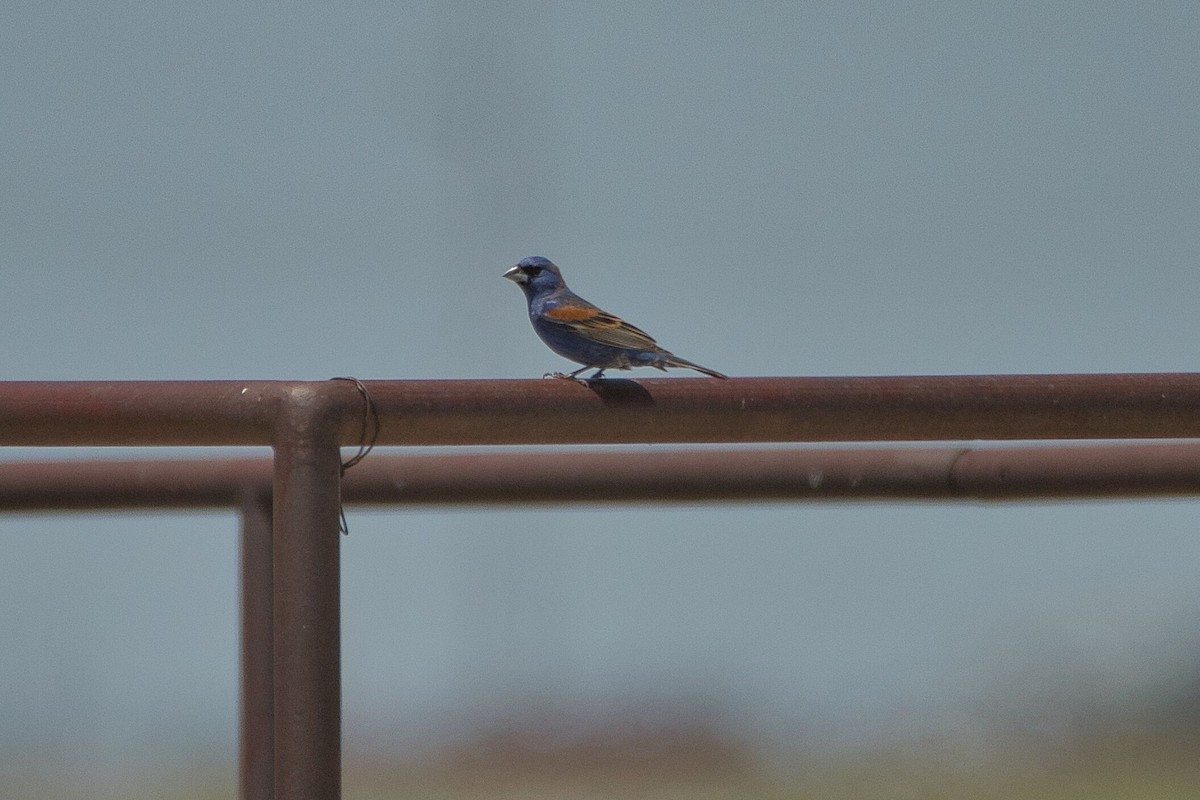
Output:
top-left (2, 374), bottom-right (1200, 446)
top-left (361, 374), bottom-right (1200, 444)
top-left (0, 458), bottom-right (268, 509)
top-left (0, 381), bottom-right (293, 446)
top-left (2, 443), bottom-right (1199, 512)
top-left (355, 444), bottom-right (1200, 503)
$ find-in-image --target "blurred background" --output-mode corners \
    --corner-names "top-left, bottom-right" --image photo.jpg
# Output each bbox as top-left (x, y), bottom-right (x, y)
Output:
top-left (2, 2), bottom-right (1200, 797)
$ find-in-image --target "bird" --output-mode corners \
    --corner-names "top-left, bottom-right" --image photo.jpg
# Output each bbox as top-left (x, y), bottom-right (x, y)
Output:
top-left (503, 256), bottom-right (728, 381)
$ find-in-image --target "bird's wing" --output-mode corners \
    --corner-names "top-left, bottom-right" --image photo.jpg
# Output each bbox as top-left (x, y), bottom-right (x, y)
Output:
top-left (542, 302), bottom-right (660, 350)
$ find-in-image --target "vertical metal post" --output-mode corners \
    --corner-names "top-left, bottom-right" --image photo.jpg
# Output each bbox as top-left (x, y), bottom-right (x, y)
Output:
top-left (240, 487), bottom-right (274, 800)
top-left (272, 393), bottom-right (343, 800)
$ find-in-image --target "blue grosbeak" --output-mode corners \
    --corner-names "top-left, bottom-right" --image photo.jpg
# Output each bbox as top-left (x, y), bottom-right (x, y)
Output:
top-left (503, 256), bottom-right (728, 380)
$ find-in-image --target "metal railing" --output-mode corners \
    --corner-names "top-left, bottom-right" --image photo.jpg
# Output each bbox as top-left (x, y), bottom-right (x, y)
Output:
top-left (3, 374), bottom-right (1200, 799)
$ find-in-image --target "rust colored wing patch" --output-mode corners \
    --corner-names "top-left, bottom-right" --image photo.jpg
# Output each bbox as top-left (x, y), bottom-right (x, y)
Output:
top-left (543, 305), bottom-right (602, 323)
top-left (544, 303), bottom-right (661, 350)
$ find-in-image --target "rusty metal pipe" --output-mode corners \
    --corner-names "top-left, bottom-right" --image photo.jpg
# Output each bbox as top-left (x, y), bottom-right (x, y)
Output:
top-left (3, 444), bottom-right (1200, 511)
top-left (341, 444), bottom-right (1200, 503)
top-left (0, 458), bottom-right (270, 510)
top-left (0, 381), bottom-right (295, 445)
top-left (360, 374), bottom-right (1200, 444)
top-left (271, 390), bottom-right (343, 800)
top-left (239, 488), bottom-right (273, 800)
top-left (3, 374), bottom-right (1200, 447)
top-left (951, 442), bottom-right (1200, 499)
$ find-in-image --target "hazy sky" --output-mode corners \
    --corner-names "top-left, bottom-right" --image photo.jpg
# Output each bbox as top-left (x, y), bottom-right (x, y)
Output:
top-left (2, 0), bottom-right (1199, 783)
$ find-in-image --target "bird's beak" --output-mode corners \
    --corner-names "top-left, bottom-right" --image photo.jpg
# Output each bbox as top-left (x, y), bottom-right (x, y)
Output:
top-left (503, 265), bottom-right (528, 284)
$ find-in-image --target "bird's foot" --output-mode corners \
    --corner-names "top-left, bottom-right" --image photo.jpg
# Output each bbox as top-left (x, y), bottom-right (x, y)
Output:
top-left (543, 371), bottom-right (596, 385)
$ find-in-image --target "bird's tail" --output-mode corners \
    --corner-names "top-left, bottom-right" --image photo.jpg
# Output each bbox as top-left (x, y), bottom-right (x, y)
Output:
top-left (663, 354), bottom-right (729, 379)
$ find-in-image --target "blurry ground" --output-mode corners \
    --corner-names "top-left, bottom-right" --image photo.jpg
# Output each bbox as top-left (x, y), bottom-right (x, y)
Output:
top-left (348, 720), bottom-right (1200, 800)
top-left (6, 704), bottom-right (1199, 800)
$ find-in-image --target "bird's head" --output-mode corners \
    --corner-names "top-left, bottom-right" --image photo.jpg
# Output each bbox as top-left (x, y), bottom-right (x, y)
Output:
top-left (503, 256), bottom-right (566, 294)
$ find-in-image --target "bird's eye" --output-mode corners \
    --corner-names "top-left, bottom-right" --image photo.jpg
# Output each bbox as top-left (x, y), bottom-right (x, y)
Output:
top-left (526, 266), bottom-right (542, 275)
